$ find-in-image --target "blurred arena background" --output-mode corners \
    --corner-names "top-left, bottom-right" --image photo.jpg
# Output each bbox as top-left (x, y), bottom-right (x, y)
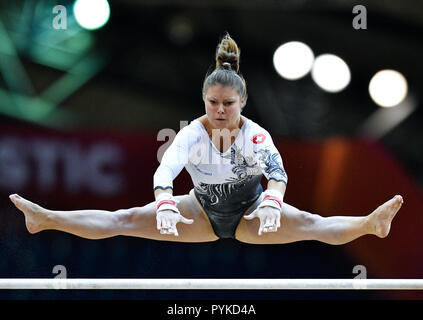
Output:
top-left (0, 0), bottom-right (422, 300)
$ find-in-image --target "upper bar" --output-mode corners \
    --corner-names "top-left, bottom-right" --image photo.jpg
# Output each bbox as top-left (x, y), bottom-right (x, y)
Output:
top-left (0, 278), bottom-right (422, 290)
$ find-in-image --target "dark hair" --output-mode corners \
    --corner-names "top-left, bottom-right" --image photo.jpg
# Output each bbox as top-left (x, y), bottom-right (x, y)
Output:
top-left (202, 33), bottom-right (248, 110)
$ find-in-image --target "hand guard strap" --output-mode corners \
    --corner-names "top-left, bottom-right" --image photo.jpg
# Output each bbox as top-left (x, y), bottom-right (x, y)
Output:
top-left (155, 192), bottom-right (180, 214)
top-left (257, 189), bottom-right (284, 211)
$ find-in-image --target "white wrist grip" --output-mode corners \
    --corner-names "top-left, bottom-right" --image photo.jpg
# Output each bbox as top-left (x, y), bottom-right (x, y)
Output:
top-left (155, 192), bottom-right (180, 213)
top-left (257, 189), bottom-right (284, 211)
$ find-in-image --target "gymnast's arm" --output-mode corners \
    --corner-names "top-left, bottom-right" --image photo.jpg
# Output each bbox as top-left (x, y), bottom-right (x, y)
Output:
top-left (244, 130), bottom-right (288, 234)
top-left (266, 179), bottom-right (286, 201)
top-left (153, 128), bottom-right (193, 236)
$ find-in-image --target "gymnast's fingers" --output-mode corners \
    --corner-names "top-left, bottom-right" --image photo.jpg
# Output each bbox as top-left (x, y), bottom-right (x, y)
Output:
top-left (167, 217), bottom-right (178, 236)
top-left (276, 215), bottom-right (281, 228)
top-left (244, 208), bottom-right (258, 220)
top-left (258, 218), bottom-right (265, 236)
top-left (180, 216), bottom-right (194, 224)
top-left (264, 216), bottom-right (273, 228)
top-left (163, 218), bottom-right (171, 231)
top-left (156, 216), bottom-right (162, 230)
top-left (169, 225), bottom-right (178, 236)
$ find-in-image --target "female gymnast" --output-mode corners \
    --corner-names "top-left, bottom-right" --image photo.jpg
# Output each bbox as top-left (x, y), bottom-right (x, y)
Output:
top-left (9, 33), bottom-right (403, 245)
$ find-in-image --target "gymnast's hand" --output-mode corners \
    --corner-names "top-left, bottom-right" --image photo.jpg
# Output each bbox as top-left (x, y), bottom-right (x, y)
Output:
top-left (154, 192), bottom-right (193, 236)
top-left (243, 205), bottom-right (281, 236)
top-left (156, 209), bottom-right (193, 236)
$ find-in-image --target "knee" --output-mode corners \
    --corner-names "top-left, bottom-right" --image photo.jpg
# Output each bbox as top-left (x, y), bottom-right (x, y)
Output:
top-left (114, 207), bottom-right (142, 227)
top-left (299, 213), bottom-right (346, 245)
top-left (298, 211), bottom-right (320, 227)
top-left (296, 211), bottom-right (323, 236)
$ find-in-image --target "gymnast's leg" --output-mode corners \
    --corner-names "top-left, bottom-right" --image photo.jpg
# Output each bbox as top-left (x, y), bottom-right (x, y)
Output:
top-left (9, 191), bottom-right (218, 243)
top-left (235, 195), bottom-right (403, 245)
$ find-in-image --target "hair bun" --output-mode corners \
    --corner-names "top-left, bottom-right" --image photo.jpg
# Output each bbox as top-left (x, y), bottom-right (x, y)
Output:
top-left (215, 33), bottom-right (240, 73)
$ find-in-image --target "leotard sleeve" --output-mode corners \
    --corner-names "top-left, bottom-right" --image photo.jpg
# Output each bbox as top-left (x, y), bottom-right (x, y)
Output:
top-left (153, 126), bottom-right (192, 191)
top-left (253, 129), bottom-right (288, 185)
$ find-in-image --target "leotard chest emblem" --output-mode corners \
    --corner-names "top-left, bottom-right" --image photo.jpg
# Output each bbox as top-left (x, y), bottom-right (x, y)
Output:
top-left (251, 133), bottom-right (266, 144)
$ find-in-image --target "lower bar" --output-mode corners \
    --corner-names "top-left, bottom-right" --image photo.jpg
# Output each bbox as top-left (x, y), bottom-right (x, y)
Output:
top-left (0, 278), bottom-right (422, 290)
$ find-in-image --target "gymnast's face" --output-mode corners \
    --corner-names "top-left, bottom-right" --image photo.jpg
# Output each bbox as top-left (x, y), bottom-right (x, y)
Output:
top-left (203, 85), bottom-right (244, 130)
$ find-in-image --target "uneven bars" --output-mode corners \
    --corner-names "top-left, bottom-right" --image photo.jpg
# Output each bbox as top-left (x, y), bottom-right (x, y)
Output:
top-left (0, 279), bottom-right (422, 290)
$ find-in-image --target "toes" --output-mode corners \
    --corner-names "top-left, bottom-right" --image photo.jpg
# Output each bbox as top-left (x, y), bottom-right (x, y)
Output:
top-left (382, 195), bottom-right (403, 212)
top-left (392, 196), bottom-right (403, 210)
top-left (9, 194), bottom-right (23, 203)
top-left (394, 195), bottom-right (404, 205)
top-left (9, 195), bottom-right (36, 213)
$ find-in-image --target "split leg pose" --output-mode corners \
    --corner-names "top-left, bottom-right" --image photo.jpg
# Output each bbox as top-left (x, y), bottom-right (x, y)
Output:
top-left (9, 189), bottom-right (403, 245)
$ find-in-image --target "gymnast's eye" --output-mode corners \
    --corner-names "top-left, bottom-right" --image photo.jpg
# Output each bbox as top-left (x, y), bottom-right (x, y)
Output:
top-left (224, 101), bottom-right (234, 106)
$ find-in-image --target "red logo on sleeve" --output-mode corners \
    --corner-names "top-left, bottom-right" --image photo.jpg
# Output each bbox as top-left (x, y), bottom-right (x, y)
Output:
top-left (251, 133), bottom-right (266, 144)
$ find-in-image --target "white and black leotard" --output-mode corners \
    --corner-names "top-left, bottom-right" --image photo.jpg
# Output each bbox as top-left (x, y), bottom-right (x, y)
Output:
top-left (153, 117), bottom-right (288, 238)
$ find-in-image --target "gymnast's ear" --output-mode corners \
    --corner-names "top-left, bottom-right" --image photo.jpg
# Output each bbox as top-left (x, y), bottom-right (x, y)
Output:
top-left (240, 96), bottom-right (245, 107)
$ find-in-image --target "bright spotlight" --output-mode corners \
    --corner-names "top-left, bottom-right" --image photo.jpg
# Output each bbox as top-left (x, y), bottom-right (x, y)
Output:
top-left (311, 54), bottom-right (351, 93)
top-left (273, 41), bottom-right (314, 80)
top-left (368, 70), bottom-right (408, 108)
top-left (73, 0), bottom-right (110, 30)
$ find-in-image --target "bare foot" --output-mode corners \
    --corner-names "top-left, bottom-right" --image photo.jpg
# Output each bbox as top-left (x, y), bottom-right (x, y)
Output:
top-left (368, 195), bottom-right (404, 238)
top-left (9, 194), bottom-right (49, 234)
